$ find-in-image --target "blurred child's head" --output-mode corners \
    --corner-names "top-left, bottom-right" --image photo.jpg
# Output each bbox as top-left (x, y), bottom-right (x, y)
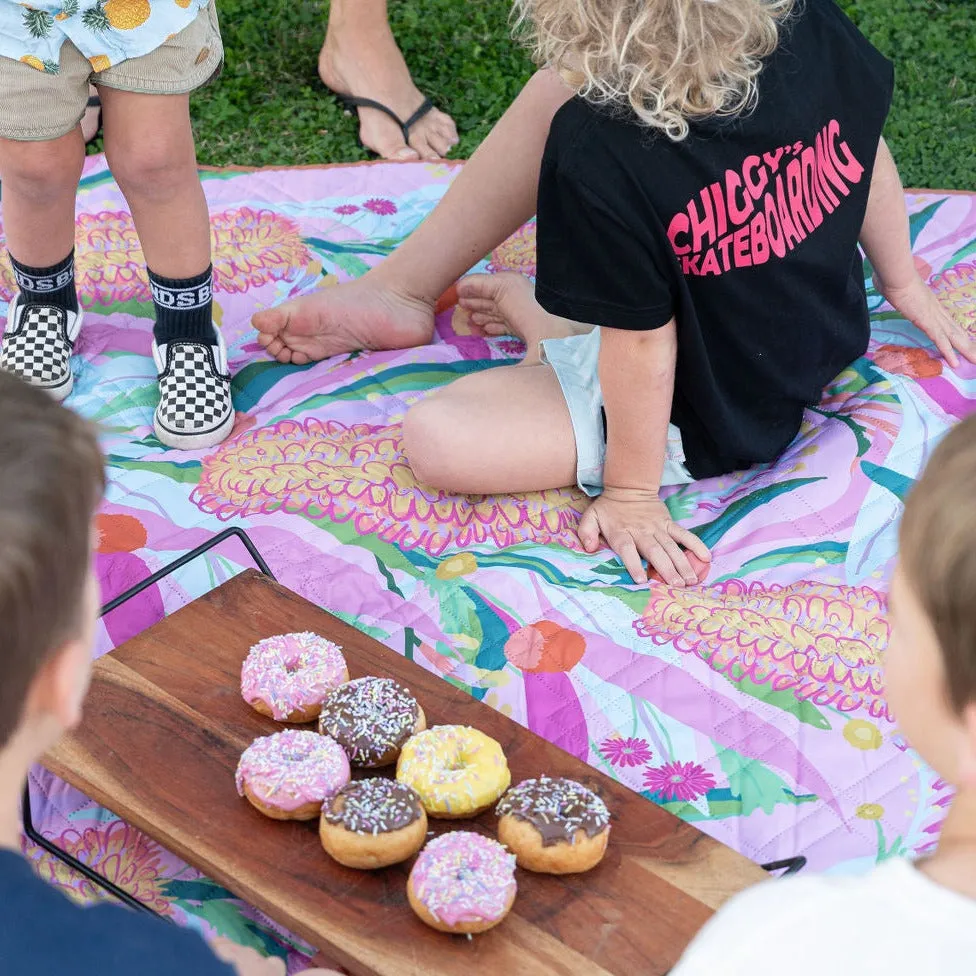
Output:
top-left (888, 414), bottom-right (976, 788)
top-left (513, 0), bottom-right (795, 139)
top-left (0, 373), bottom-right (103, 766)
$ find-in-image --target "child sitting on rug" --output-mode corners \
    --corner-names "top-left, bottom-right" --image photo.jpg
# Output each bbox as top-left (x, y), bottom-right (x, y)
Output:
top-left (0, 372), bottom-right (336, 974)
top-left (254, 0), bottom-right (974, 588)
top-left (0, 0), bottom-right (234, 450)
top-left (672, 413), bottom-right (976, 974)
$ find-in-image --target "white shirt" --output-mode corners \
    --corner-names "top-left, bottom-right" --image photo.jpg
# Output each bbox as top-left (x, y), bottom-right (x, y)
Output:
top-left (672, 858), bottom-right (976, 975)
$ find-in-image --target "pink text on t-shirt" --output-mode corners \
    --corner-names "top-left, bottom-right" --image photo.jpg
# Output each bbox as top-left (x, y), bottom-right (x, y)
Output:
top-left (667, 120), bottom-right (864, 277)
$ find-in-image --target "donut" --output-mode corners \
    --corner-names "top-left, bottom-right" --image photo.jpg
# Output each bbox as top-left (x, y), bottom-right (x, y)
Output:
top-left (320, 778), bottom-right (428, 869)
top-left (241, 632), bottom-right (348, 723)
top-left (318, 677), bottom-right (426, 768)
top-left (495, 776), bottom-right (611, 874)
top-left (235, 729), bottom-right (350, 821)
top-left (407, 831), bottom-right (517, 934)
top-left (396, 725), bottom-right (510, 818)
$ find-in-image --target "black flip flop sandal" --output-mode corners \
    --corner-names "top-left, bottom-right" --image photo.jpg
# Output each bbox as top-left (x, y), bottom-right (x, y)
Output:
top-left (326, 87), bottom-right (435, 156)
top-left (84, 93), bottom-right (102, 146)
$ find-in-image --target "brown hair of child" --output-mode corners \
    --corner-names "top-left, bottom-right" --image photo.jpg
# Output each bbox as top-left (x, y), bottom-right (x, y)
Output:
top-left (0, 372), bottom-right (104, 748)
top-left (899, 414), bottom-right (976, 713)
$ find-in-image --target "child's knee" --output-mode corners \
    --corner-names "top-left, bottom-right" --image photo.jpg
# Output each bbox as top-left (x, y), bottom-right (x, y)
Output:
top-left (402, 398), bottom-right (455, 488)
top-left (106, 137), bottom-right (194, 199)
top-left (0, 140), bottom-right (82, 204)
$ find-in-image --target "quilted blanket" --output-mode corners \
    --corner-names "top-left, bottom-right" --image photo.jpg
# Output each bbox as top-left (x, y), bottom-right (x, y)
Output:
top-left (6, 157), bottom-right (976, 970)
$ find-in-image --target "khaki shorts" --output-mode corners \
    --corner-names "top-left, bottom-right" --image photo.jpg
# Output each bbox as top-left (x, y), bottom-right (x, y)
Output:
top-left (0, 3), bottom-right (222, 141)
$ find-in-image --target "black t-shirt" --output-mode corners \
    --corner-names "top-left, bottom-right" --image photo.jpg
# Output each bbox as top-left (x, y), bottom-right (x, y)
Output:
top-left (0, 849), bottom-right (234, 974)
top-left (535, 0), bottom-right (894, 479)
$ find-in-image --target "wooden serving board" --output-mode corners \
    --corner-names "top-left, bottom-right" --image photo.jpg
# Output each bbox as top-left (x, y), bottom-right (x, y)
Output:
top-left (44, 569), bottom-right (765, 976)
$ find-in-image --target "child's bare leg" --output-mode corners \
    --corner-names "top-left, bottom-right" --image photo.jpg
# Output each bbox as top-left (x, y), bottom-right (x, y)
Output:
top-left (0, 129), bottom-right (84, 267)
top-left (457, 272), bottom-right (594, 365)
top-left (99, 89), bottom-right (210, 280)
top-left (0, 129), bottom-right (85, 398)
top-left (402, 363), bottom-right (577, 493)
top-left (253, 69), bottom-right (575, 364)
top-left (101, 88), bottom-right (232, 449)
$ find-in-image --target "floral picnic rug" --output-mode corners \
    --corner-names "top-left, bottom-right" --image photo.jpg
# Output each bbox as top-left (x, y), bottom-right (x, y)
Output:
top-left (5, 157), bottom-right (976, 970)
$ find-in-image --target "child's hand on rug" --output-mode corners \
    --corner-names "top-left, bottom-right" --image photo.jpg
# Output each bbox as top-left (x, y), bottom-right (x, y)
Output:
top-left (578, 486), bottom-right (711, 587)
top-left (873, 271), bottom-right (976, 369)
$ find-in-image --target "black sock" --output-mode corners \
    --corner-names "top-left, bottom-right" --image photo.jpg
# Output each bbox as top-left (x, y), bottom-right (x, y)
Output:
top-left (10, 252), bottom-right (78, 313)
top-left (148, 265), bottom-right (216, 346)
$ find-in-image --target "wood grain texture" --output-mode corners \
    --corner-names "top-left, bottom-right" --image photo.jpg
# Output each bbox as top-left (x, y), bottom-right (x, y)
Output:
top-left (45, 570), bottom-right (766, 975)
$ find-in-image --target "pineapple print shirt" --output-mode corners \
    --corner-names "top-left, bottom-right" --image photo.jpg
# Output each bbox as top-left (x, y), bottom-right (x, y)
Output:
top-left (1, 0), bottom-right (209, 76)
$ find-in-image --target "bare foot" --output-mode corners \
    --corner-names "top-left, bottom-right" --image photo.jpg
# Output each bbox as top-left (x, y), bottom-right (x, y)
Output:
top-left (457, 273), bottom-right (590, 365)
top-left (252, 274), bottom-right (435, 364)
top-left (319, 22), bottom-right (458, 161)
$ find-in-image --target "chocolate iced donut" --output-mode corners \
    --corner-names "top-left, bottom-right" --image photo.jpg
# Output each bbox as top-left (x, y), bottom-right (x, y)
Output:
top-left (318, 677), bottom-right (426, 768)
top-left (495, 776), bottom-right (611, 874)
top-left (320, 777), bottom-right (427, 869)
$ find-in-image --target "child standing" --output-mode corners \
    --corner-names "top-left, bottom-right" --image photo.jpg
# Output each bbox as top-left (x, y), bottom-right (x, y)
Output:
top-left (255, 0), bottom-right (975, 586)
top-left (0, 0), bottom-right (234, 449)
top-left (671, 413), bottom-right (976, 973)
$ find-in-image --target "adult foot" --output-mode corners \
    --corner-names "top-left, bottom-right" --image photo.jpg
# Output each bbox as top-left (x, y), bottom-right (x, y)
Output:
top-left (319, 23), bottom-right (458, 161)
top-left (457, 273), bottom-right (587, 365)
top-left (252, 275), bottom-right (436, 364)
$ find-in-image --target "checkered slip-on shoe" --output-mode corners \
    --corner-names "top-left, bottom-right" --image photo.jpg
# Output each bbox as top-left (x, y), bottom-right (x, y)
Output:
top-left (152, 330), bottom-right (235, 450)
top-left (0, 294), bottom-right (82, 401)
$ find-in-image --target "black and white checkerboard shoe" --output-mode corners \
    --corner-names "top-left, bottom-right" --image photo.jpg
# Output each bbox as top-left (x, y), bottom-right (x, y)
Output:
top-left (152, 330), bottom-right (235, 450)
top-left (0, 295), bottom-right (82, 401)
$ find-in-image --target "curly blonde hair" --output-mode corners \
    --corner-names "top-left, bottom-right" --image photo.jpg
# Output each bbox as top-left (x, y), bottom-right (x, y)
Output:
top-left (513, 0), bottom-right (798, 140)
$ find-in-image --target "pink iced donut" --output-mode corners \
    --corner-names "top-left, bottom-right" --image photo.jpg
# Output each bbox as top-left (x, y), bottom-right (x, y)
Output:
top-left (406, 831), bottom-right (517, 934)
top-left (241, 631), bottom-right (348, 723)
top-left (235, 729), bottom-right (350, 821)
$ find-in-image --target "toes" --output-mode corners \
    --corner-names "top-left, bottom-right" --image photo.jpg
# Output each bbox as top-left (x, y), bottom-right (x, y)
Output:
top-left (458, 296), bottom-right (499, 314)
top-left (358, 113), bottom-right (421, 160)
top-left (408, 131), bottom-right (442, 161)
top-left (430, 108), bottom-right (458, 139)
top-left (471, 312), bottom-right (506, 328)
top-left (258, 335), bottom-right (295, 365)
top-left (428, 132), bottom-right (455, 158)
top-left (252, 308), bottom-right (284, 335)
top-left (457, 274), bottom-right (497, 301)
top-left (427, 117), bottom-right (459, 157)
top-left (482, 323), bottom-right (512, 336)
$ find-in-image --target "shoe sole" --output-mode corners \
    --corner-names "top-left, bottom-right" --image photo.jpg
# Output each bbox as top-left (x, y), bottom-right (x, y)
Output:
top-left (45, 372), bottom-right (74, 402)
top-left (0, 363), bottom-right (74, 401)
top-left (154, 409), bottom-right (235, 451)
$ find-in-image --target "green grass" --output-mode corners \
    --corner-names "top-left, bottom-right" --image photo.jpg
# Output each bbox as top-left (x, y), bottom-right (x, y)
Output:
top-left (840, 0), bottom-right (975, 189)
top-left (186, 0), bottom-right (533, 167)
top-left (175, 0), bottom-right (973, 188)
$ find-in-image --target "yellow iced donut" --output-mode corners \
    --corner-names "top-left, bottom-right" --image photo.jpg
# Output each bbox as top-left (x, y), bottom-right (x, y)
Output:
top-left (396, 725), bottom-right (511, 818)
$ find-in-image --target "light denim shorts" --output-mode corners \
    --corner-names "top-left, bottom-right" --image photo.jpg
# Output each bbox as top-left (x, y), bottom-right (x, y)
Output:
top-left (539, 327), bottom-right (694, 497)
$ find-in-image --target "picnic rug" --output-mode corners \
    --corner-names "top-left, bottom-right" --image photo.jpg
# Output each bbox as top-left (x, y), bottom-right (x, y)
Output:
top-left (5, 156), bottom-right (976, 970)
